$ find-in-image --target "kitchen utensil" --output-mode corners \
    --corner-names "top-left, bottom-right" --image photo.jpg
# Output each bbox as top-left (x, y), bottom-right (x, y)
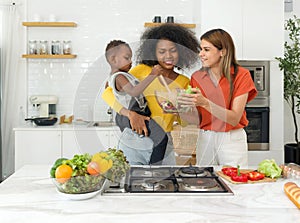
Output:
top-left (25, 117), bottom-right (58, 126)
top-left (158, 75), bottom-right (171, 93)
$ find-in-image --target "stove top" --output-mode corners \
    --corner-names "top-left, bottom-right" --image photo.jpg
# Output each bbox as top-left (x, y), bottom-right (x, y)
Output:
top-left (103, 165), bottom-right (233, 196)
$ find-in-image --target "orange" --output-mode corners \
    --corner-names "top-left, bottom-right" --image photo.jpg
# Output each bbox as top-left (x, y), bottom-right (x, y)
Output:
top-left (55, 164), bottom-right (73, 183)
top-left (87, 161), bottom-right (100, 175)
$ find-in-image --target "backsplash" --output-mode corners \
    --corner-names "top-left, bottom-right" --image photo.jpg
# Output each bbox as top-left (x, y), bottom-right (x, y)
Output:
top-left (25, 0), bottom-right (200, 121)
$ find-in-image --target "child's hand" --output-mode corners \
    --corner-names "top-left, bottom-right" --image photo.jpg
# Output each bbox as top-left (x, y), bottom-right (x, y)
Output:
top-left (150, 64), bottom-right (164, 76)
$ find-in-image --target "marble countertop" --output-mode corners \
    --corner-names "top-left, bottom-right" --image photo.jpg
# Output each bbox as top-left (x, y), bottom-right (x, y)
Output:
top-left (1, 165), bottom-right (299, 223)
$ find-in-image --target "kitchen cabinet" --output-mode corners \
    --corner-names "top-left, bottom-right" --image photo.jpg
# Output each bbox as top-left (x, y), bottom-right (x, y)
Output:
top-left (62, 129), bottom-right (120, 158)
top-left (14, 127), bottom-right (121, 169)
top-left (14, 130), bottom-right (61, 170)
top-left (200, 0), bottom-right (283, 60)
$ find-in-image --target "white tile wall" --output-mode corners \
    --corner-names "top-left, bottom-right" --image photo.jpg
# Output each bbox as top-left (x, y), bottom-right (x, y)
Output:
top-left (25, 0), bottom-right (199, 121)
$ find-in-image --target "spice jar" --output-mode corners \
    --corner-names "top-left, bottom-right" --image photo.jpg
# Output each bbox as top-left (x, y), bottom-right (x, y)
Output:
top-left (51, 40), bottom-right (61, 55)
top-left (63, 40), bottom-right (72, 55)
top-left (28, 40), bottom-right (38, 54)
top-left (39, 40), bottom-right (48, 55)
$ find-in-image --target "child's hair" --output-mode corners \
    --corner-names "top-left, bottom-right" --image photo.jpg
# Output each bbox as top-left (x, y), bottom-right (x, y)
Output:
top-left (136, 24), bottom-right (200, 69)
top-left (105, 40), bottom-right (130, 63)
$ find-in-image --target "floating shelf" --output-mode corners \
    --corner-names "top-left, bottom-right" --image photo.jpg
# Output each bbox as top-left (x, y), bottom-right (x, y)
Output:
top-left (22, 22), bottom-right (77, 27)
top-left (22, 54), bottom-right (77, 59)
top-left (144, 22), bottom-right (196, 28)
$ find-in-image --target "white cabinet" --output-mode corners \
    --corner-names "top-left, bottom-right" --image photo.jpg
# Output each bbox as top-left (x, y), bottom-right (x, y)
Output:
top-left (15, 130), bottom-right (61, 170)
top-left (62, 130), bottom-right (118, 158)
top-left (200, 0), bottom-right (283, 60)
top-left (14, 127), bottom-right (121, 169)
top-left (200, 0), bottom-right (243, 58)
top-left (242, 0), bottom-right (283, 60)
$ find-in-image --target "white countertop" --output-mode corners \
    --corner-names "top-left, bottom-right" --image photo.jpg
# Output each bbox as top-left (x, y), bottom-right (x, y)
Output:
top-left (0, 165), bottom-right (299, 223)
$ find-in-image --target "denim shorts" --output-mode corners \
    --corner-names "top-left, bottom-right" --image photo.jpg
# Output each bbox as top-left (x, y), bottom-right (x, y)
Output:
top-left (117, 127), bottom-right (154, 165)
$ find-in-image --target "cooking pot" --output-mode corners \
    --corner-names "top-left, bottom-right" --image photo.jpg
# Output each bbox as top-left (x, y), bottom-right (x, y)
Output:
top-left (25, 117), bottom-right (58, 126)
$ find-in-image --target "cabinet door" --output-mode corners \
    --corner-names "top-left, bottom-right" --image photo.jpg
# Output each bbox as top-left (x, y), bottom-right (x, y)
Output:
top-left (15, 130), bottom-right (61, 170)
top-left (62, 130), bottom-right (110, 158)
top-left (242, 0), bottom-right (283, 59)
top-left (200, 0), bottom-right (243, 59)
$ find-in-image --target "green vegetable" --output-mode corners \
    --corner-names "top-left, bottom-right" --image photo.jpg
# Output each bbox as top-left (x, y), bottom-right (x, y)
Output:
top-left (185, 85), bottom-right (199, 94)
top-left (65, 153), bottom-right (92, 176)
top-left (50, 158), bottom-right (68, 178)
top-left (257, 159), bottom-right (282, 179)
top-left (102, 148), bottom-right (130, 183)
top-left (185, 85), bottom-right (194, 94)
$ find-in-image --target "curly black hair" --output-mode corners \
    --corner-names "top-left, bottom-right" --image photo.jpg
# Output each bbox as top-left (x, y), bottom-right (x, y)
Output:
top-left (136, 24), bottom-right (200, 69)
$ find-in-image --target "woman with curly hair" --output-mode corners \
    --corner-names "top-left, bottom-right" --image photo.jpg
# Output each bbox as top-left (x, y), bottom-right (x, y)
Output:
top-left (102, 24), bottom-right (200, 165)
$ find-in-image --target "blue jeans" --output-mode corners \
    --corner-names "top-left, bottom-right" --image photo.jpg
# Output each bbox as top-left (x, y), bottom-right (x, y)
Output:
top-left (117, 127), bottom-right (153, 165)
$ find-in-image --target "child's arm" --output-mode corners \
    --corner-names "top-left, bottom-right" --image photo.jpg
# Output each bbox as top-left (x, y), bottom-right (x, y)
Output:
top-left (116, 65), bottom-right (163, 97)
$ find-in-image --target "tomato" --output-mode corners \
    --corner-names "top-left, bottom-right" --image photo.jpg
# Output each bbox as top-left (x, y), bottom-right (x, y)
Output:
top-left (247, 171), bottom-right (265, 181)
top-left (87, 161), bottom-right (100, 175)
top-left (222, 167), bottom-right (238, 177)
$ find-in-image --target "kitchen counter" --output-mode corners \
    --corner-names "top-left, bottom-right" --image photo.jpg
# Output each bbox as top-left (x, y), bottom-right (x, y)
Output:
top-left (0, 165), bottom-right (299, 223)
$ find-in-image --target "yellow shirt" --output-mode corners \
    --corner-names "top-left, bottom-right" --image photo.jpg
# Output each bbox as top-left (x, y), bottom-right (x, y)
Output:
top-left (101, 64), bottom-right (190, 132)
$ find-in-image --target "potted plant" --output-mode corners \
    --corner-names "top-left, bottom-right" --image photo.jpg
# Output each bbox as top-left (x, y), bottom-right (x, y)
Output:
top-left (275, 15), bottom-right (300, 164)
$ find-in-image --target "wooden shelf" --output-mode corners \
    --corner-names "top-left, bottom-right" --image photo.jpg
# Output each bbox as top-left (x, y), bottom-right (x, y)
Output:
top-left (144, 22), bottom-right (196, 28)
top-left (22, 22), bottom-right (77, 27)
top-left (22, 54), bottom-right (77, 59)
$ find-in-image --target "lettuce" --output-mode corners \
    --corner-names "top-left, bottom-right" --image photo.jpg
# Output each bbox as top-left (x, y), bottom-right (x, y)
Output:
top-left (257, 159), bottom-right (282, 179)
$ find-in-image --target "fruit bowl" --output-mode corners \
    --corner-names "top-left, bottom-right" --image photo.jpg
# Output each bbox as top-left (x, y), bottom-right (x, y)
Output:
top-left (155, 90), bottom-right (193, 113)
top-left (52, 174), bottom-right (106, 194)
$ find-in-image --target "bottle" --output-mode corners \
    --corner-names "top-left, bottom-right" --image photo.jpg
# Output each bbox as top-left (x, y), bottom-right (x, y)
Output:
top-left (28, 40), bottom-right (38, 54)
top-left (51, 40), bottom-right (61, 55)
top-left (39, 40), bottom-right (48, 55)
top-left (63, 40), bottom-right (72, 55)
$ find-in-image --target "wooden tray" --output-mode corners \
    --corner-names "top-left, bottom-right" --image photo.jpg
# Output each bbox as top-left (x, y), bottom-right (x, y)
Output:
top-left (217, 169), bottom-right (277, 184)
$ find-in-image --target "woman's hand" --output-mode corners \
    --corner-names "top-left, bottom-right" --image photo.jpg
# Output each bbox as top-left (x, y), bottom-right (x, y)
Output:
top-left (177, 87), bottom-right (208, 107)
top-left (128, 111), bottom-right (150, 136)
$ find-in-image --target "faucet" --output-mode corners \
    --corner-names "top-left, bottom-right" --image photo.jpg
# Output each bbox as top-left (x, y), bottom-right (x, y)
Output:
top-left (107, 107), bottom-right (114, 123)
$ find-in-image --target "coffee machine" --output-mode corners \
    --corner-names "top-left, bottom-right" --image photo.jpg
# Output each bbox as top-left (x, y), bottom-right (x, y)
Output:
top-left (29, 95), bottom-right (58, 117)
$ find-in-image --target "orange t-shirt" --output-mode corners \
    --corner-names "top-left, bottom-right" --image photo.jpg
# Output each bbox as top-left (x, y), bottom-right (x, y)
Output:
top-left (190, 66), bottom-right (257, 132)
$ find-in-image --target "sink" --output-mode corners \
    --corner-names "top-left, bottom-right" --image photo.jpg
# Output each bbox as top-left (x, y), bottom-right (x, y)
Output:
top-left (87, 121), bottom-right (116, 127)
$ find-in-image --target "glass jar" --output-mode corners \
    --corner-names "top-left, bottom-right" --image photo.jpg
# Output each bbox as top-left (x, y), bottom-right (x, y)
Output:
top-left (63, 40), bottom-right (72, 55)
top-left (39, 40), bottom-right (48, 55)
top-left (51, 40), bottom-right (61, 55)
top-left (28, 40), bottom-right (38, 54)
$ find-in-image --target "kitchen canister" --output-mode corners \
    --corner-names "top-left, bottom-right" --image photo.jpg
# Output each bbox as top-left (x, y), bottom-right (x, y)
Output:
top-left (51, 40), bottom-right (61, 55)
top-left (39, 40), bottom-right (48, 55)
top-left (63, 40), bottom-right (72, 55)
top-left (28, 40), bottom-right (38, 54)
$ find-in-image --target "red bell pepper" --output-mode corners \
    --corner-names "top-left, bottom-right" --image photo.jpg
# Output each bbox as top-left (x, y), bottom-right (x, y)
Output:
top-left (230, 165), bottom-right (248, 183)
top-left (221, 167), bottom-right (238, 177)
top-left (247, 171), bottom-right (265, 181)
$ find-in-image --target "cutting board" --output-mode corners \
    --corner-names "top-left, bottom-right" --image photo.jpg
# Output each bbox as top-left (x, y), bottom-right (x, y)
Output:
top-left (217, 169), bottom-right (277, 184)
